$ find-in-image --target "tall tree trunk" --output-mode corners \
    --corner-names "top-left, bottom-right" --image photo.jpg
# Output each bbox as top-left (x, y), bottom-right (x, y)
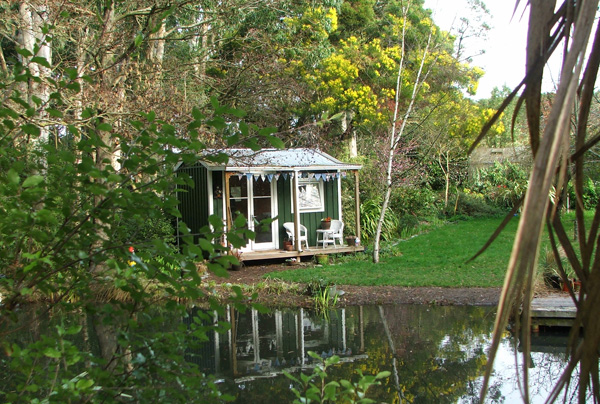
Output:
top-left (439, 151), bottom-right (450, 211)
top-left (341, 110), bottom-right (357, 157)
top-left (18, 1), bottom-right (53, 145)
top-left (373, 2), bottom-right (432, 263)
top-left (0, 42), bottom-right (8, 73)
top-left (148, 20), bottom-right (166, 70)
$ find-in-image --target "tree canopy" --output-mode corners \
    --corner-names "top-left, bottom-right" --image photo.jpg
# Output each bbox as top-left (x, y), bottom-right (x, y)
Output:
top-left (0, 0), bottom-right (525, 402)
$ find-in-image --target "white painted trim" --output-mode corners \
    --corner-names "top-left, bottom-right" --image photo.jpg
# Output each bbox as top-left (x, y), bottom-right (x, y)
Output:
top-left (207, 169), bottom-right (214, 216)
top-left (220, 174), bottom-right (226, 224)
top-left (337, 170), bottom-right (343, 222)
top-left (232, 175), bottom-right (278, 252)
top-left (290, 178), bottom-right (325, 213)
top-left (292, 170), bottom-right (302, 252)
top-left (249, 177), bottom-right (278, 251)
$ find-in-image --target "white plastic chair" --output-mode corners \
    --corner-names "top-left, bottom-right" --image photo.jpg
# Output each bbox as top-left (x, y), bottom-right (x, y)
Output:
top-left (283, 222), bottom-right (309, 250)
top-left (329, 220), bottom-right (344, 247)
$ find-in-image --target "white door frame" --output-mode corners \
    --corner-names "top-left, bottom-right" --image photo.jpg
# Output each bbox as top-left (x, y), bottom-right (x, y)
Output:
top-left (247, 176), bottom-right (278, 251)
top-left (228, 175), bottom-right (278, 252)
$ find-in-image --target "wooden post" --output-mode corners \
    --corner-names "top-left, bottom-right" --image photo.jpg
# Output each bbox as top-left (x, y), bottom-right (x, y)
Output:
top-left (354, 170), bottom-right (361, 241)
top-left (359, 305), bottom-right (364, 353)
top-left (292, 171), bottom-right (301, 251)
top-left (229, 305), bottom-right (238, 376)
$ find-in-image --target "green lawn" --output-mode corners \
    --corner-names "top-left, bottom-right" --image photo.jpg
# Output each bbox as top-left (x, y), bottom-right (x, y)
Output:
top-left (267, 216), bottom-right (521, 287)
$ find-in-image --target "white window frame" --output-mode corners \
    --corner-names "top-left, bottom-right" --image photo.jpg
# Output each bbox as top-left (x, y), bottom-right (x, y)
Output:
top-left (294, 178), bottom-right (325, 213)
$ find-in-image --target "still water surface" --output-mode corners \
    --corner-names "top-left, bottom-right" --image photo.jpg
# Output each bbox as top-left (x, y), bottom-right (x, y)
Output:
top-left (188, 304), bottom-right (576, 403)
top-left (4, 303), bottom-right (578, 403)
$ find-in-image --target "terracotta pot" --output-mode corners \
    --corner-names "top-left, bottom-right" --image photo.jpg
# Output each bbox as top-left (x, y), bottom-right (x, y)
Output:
top-left (321, 221), bottom-right (331, 230)
top-left (562, 279), bottom-right (574, 292)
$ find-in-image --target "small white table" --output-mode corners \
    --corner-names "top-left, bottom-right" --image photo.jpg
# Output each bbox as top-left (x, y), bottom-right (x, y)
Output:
top-left (316, 229), bottom-right (335, 248)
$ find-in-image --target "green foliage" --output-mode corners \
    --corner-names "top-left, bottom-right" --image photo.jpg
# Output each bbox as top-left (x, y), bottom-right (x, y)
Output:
top-left (469, 161), bottom-right (529, 209)
top-left (0, 53), bottom-right (269, 403)
top-left (284, 351), bottom-right (390, 404)
top-left (452, 190), bottom-right (505, 217)
top-left (305, 279), bottom-right (339, 315)
top-left (567, 177), bottom-right (599, 210)
top-left (398, 214), bottom-right (420, 235)
top-left (117, 214), bottom-right (176, 246)
top-left (391, 185), bottom-right (438, 217)
top-left (359, 198), bottom-right (400, 242)
top-left (539, 247), bottom-right (575, 281)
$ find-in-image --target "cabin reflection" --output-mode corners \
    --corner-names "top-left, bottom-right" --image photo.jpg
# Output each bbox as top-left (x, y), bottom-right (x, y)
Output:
top-left (185, 306), bottom-right (368, 381)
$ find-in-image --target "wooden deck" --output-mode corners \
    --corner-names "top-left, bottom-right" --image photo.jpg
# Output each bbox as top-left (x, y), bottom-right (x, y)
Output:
top-left (239, 245), bottom-right (365, 261)
top-left (530, 296), bottom-right (577, 329)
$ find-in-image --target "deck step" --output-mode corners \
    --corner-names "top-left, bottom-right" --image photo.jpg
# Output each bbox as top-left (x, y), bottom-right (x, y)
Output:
top-left (240, 245), bottom-right (365, 261)
top-left (530, 296), bottom-right (577, 329)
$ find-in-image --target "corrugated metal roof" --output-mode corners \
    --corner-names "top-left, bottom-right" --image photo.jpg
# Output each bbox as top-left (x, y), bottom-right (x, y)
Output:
top-left (200, 148), bottom-right (361, 172)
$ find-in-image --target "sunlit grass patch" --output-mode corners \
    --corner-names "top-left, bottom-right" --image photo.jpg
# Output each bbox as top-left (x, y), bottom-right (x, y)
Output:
top-left (268, 216), bottom-right (520, 287)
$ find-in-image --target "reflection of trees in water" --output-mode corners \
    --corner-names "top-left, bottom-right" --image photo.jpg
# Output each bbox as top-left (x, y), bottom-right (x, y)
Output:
top-left (499, 332), bottom-right (586, 403)
top-left (359, 305), bottom-right (497, 403)
top-left (5, 304), bottom-right (574, 404)
top-left (212, 305), bottom-right (499, 403)
top-left (529, 351), bottom-right (571, 398)
top-left (3, 305), bottom-right (226, 403)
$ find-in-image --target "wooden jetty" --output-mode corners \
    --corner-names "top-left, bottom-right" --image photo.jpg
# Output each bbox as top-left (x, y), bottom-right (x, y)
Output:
top-left (530, 296), bottom-right (577, 330)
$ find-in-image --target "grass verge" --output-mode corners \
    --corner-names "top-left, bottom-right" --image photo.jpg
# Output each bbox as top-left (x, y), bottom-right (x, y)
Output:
top-left (268, 216), bottom-right (520, 287)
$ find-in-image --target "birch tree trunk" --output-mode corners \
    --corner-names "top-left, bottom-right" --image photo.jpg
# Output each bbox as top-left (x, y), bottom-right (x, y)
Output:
top-left (438, 151), bottom-right (450, 211)
top-left (373, 2), bottom-right (433, 263)
top-left (341, 110), bottom-right (358, 158)
top-left (18, 0), bottom-right (52, 145)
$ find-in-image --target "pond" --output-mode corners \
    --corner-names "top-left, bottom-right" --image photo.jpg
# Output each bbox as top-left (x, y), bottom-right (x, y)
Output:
top-left (187, 304), bottom-right (576, 403)
top-left (2, 303), bottom-right (580, 403)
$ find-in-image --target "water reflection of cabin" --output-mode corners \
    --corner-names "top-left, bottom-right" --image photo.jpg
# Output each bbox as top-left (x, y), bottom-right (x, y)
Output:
top-left (176, 148), bottom-right (364, 260)
top-left (184, 306), bottom-right (368, 380)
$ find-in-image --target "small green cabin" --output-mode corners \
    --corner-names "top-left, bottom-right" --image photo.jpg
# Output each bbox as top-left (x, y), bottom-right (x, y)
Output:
top-left (176, 148), bottom-right (362, 260)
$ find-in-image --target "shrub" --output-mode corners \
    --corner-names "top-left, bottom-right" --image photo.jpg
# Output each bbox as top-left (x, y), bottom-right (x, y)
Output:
top-left (567, 178), bottom-right (599, 210)
top-left (360, 198), bottom-right (400, 242)
top-left (470, 161), bottom-right (528, 209)
top-left (0, 55), bottom-right (254, 402)
top-left (453, 190), bottom-right (505, 217)
top-left (117, 214), bottom-right (176, 246)
top-left (391, 185), bottom-right (438, 217)
top-left (398, 214), bottom-right (420, 232)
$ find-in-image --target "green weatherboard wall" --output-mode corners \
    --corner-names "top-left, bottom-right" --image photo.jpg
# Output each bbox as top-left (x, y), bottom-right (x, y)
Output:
top-left (176, 164), bottom-right (210, 243)
top-left (177, 164), bottom-right (340, 248)
top-left (276, 176), bottom-right (339, 247)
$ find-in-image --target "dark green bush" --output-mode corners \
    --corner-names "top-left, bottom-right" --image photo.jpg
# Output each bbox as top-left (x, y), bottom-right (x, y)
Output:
top-left (360, 198), bottom-right (400, 242)
top-left (567, 178), bottom-right (599, 210)
top-left (116, 213), bottom-right (176, 247)
top-left (391, 185), bottom-right (438, 217)
top-left (398, 214), bottom-right (420, 233)
top-left (470, 161), bottom-right (528, 209)
top-left (453, 191), bottom-right (505, 217)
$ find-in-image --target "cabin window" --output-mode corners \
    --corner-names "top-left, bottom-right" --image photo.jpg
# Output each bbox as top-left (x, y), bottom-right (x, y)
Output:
top-left (297, 178), bottom-right (324, 212)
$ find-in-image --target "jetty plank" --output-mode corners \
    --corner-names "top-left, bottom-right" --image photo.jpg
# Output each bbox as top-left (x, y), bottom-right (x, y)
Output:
top-left (530, 296), bottom-right (577, 328)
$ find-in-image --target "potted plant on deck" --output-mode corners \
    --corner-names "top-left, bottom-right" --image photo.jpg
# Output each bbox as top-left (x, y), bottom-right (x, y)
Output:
top-left (230, 247), bottom-right (243, 271)
top-left (345, 235), bottom-right (358, 246)
top-left (283, 237), bottom-right (294, 251)
top-left (321, 216), bottom-right (332, 230)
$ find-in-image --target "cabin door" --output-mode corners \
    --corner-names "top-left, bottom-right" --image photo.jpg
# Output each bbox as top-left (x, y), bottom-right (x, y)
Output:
top-left (229, 175), bottom-right (277, 251)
